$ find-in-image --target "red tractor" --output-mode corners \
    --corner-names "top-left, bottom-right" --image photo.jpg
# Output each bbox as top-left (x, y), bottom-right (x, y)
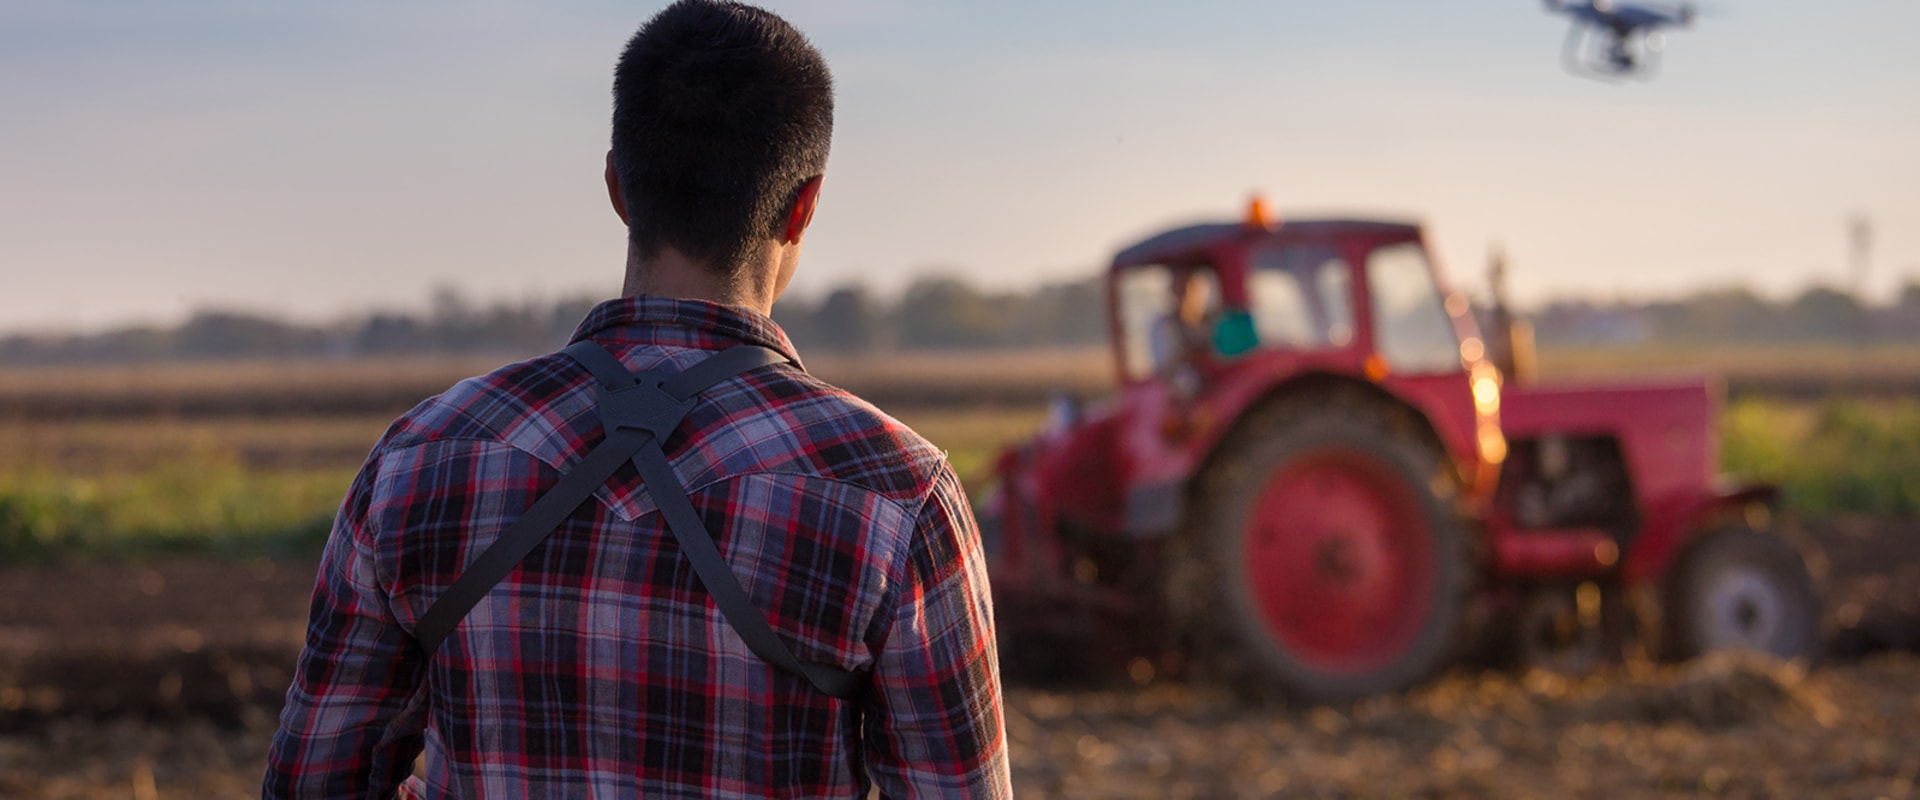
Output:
top-left (980, 201), bottom-right (1819, 700)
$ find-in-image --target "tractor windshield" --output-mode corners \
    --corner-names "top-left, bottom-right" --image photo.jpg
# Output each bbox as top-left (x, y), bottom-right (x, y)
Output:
top-left (1246, 243), bottom-right (1355, 350)
top-left (1366, 242), bottom-right (1461, 373)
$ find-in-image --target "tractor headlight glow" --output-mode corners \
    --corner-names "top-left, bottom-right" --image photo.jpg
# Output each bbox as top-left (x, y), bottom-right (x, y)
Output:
top-left (1459, 336), bottom-right (1486, 364)
top-left (1477, 425), bottom-right (1508, 465)
top-left (1472, 374), bottom-right (1500, 414)
top-left (1470, 362), bottom-right (1506, 464)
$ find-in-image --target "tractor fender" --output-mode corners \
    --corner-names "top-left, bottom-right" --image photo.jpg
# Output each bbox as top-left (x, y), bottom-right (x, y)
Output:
top-left (1620, 481), bottom-right (1780, 584)
top-left (1166, 371), bottom-right (1455, 536)
top-left (1197, 372), bottom-right (1451, 476)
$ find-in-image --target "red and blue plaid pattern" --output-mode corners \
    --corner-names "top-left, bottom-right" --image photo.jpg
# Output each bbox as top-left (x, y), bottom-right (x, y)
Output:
top-left (265, 296), bottom-right (1009, 799)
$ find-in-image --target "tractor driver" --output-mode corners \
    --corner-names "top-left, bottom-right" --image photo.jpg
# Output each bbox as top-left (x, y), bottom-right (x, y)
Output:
top-left (1149, 268), bottom-right (1218, 394)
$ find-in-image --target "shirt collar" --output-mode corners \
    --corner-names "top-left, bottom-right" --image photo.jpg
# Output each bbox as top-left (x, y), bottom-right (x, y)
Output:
top-left (567, 294), bottom-right (804, 370)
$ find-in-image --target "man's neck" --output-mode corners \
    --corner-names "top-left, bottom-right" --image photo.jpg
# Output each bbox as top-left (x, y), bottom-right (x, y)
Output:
top-left (620, 243), bottom-right (781, 316)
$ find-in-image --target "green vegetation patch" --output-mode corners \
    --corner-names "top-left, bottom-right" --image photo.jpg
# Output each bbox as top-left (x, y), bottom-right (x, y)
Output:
top-left (1722, 398), bottom-right (1920, 518)
top-left (0, 407), bottom-right (1043, 562)
top-left (0, 442), bottom-right (349, 561)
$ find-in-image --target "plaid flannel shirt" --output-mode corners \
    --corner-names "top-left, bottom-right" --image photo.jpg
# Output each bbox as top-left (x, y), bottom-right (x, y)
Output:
top-left (264, 296), bottom-right (1009, 799)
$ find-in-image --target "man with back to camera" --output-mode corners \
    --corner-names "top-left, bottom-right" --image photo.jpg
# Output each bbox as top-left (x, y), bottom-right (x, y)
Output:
top-left (263, 2), bottom-right (1010, 797)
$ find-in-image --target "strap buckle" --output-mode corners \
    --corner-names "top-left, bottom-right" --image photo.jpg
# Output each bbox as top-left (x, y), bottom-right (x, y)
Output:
top-left (594, 376), bottom-right (695, 440)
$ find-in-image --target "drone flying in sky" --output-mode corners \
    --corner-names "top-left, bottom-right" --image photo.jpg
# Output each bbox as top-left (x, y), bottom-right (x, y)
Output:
top-left (1544, 0), bottom-right (1700, 80)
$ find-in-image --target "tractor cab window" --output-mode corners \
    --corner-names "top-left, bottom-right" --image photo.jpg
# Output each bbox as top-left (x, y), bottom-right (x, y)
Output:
top-left (1117, 263), bottom-right (1220, 382)
top-left (1247, 243), bottom-right (1355, 350)
top-left (1366, 242), bottom-right (1461, 374)
top-left (1118, 266), bottom-right (1173, 381)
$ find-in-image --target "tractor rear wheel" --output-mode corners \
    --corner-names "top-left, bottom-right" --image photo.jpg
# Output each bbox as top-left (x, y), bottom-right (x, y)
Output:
top-left (1663, 527), bottom-right (1820, 662)
top-left (1182, 401), bottom-right (1471, 702)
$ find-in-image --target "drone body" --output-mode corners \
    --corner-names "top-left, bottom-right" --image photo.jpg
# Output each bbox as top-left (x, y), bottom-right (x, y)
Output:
top-left (1545, 0), bottom-right (1698, 80)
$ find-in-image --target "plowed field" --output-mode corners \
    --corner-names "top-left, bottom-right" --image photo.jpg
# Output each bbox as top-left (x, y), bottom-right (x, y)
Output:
top-left (2, 518), bottom-right (1915, 799)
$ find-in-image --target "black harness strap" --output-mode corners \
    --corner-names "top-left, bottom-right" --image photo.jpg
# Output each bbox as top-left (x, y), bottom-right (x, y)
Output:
top-left (411, 428), bottom-right (645, 653)
top-left (412, 341), bottom-right (868, 700)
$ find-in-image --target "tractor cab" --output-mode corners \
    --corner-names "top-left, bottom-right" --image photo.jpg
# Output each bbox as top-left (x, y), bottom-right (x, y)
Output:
top-left (1100, 206), bottom-right (1505, 519)
top-left (1111, 211), bottom-right (1460, 386)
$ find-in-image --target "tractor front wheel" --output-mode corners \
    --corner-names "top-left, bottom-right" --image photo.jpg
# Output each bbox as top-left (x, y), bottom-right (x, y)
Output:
top-left (1663, 526), bottom-right (1820, 662)
top-left (1184, 403), bottom-right (1471, 702)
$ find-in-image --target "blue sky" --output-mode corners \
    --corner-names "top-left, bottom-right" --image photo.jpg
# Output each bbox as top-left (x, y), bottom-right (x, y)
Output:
top-left (2, 0), bottom-right (1916, 333)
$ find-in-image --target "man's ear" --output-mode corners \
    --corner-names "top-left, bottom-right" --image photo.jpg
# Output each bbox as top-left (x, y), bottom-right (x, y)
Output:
top-left (782, 176), bottom-right (824, 245)
top-left (605, 151), bottom-right (628, 224)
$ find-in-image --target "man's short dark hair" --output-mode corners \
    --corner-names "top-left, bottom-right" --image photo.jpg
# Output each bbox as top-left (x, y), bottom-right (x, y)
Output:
top-left (612, 0), bottom-right (834, 279)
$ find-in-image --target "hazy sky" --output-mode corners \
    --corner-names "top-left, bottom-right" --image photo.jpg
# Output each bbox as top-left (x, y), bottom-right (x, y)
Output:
top-left (3, 0), bottom-right (1916, 333)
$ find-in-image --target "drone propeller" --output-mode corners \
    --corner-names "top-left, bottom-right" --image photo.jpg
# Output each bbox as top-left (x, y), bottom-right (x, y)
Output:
top-left (1541, 0), bottom-right (1715, 26)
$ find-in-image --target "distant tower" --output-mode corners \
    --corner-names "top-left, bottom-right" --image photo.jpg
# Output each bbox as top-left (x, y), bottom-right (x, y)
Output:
top-left (1849, 213), bottom-right (1872, 302)
top-left (1849, 213), bottom-right (1873, 345)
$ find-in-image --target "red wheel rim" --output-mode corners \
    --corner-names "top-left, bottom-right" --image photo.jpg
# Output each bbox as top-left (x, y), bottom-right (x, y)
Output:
top-left (1243, 448), bottom-right (1435, 674)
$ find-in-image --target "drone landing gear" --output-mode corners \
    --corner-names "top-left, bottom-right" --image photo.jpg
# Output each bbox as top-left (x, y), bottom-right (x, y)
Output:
top-left (1561, 26), bottom-right (1665, 82)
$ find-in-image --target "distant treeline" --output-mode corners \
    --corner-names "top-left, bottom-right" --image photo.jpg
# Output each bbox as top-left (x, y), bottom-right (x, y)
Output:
top-left (772, 276), bottom-right (1105, 352)
top-left (1530, 283), bottom-right (1920, 345)
top-left (0, 290), bottom-right (603, 366)
top-left (0, 276), bottom-right (1107, 366)
top-left (2, 275), bottom-right (1918, 365)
